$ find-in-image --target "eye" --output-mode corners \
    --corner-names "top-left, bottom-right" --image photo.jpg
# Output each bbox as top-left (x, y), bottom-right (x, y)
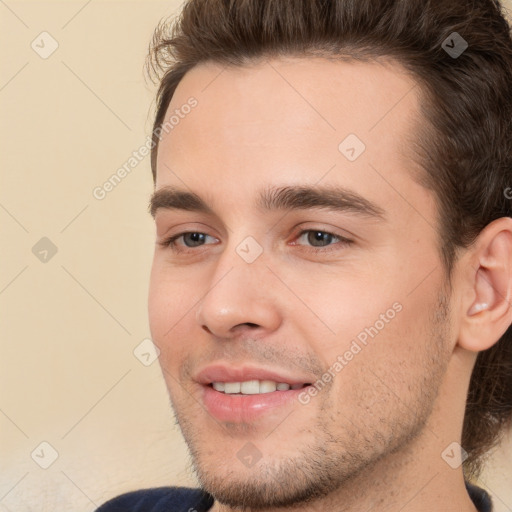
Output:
top-left (293, 229), bottom-right (352, 250)
top-left (159, 231), bottom-right (218, 251)
top-left (179, 232), bottom-right (209, 247)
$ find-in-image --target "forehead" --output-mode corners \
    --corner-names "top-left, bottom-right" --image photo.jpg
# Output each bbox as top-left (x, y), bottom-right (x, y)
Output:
top-left (155, 56), bottom-right (429, 220)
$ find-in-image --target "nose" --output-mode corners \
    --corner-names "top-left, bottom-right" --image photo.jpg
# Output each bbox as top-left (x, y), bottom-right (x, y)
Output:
top-left (195, 253), bottom-right (282, 339)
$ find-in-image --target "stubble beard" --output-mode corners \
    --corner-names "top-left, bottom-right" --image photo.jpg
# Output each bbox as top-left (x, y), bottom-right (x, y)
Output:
top-left (170, 292), bottom-right (452, 510)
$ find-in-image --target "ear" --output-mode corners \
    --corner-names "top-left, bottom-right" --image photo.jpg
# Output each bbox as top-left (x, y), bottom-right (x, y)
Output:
top-left (458, 217), bottom-right (512, 352)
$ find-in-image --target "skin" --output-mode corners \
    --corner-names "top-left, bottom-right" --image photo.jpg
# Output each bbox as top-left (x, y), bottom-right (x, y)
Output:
top-left (148, 57), bottom-right (512, 512)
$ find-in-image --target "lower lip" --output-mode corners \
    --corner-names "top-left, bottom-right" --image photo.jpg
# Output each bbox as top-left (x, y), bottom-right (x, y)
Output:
top-left (201, 385), bottom-right (309, 423)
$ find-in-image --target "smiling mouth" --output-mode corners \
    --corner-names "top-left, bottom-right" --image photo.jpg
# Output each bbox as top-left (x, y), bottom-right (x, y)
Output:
top-left (209, 380), bottom-right (312, 395)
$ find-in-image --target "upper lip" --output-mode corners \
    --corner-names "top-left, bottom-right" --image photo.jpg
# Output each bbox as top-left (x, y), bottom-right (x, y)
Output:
top-left (195, 364), bottom-right (314, 386)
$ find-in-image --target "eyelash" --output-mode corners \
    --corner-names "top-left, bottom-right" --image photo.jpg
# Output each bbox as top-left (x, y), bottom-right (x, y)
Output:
top-left (158, 229), bottom-right (353, 254)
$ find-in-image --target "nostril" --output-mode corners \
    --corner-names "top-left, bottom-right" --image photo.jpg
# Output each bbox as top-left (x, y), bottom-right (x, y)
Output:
top-left (233, 322), bottom-right (260, 329)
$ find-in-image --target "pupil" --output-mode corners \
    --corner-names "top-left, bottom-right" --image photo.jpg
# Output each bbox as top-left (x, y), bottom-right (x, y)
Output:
top-left (309, 231), bottom-right (331, 247)
top-left (186, 233), bottom-right (205, 247)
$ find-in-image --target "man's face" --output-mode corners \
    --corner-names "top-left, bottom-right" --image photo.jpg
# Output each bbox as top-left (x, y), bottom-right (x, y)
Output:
top-left (149, 57), bottom-right (453, 508)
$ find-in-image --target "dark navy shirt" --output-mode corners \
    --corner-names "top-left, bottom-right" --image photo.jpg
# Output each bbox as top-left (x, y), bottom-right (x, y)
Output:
top-left (96, 481), bottom-right (492, 511)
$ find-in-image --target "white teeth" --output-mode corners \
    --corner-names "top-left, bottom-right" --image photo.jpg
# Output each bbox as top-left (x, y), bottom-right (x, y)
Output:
top-left (224, 382), bottom-right (241, 394)
top-left (212, 380), bottom-right (300, 394)
top-left (240, 380), bottom-right (260, 394)
top-left (260, 380), bottom-right (277, 393)
top-left (212, 382), bottom-right (225, 392)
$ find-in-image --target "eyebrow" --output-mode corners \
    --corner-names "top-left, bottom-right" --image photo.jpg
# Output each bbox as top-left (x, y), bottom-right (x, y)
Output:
top-left (149, 184), bottom-right (385, 220)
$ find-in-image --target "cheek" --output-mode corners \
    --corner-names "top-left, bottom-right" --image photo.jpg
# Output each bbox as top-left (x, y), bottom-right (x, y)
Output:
top-left (298, 278), bottom-right (403, 356)
top-left (148, 261), bottom-right (196, 360)
top-left (148, 263), bottom-right (170, 338)
top-left (309, 273), bottom-right (443, 395)
top-left (337, 294), bottom-right (443, 400)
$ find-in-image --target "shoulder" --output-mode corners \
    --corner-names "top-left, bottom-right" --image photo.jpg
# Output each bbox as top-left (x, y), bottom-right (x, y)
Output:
top-left (95, 486), bottom-right (214, 512)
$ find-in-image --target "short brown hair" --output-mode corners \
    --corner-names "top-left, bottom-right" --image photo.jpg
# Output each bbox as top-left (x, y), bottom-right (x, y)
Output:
top-left (146, 0), bottom-right (512, 479)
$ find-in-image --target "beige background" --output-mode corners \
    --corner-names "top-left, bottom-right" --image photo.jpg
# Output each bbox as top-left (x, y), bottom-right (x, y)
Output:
top-left (0, 1), bottom-right (511, 510)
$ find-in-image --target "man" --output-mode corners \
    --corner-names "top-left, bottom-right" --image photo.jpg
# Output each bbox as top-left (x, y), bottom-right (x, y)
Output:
top-left (97, 0), bottom-right (512, 510)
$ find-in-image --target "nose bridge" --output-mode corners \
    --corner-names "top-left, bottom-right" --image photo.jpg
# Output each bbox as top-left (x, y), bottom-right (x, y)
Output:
top-left (195, 235), bottom-right (280, 336)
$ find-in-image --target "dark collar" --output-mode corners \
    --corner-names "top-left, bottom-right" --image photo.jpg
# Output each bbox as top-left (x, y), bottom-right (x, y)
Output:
top-left (466, 481), bottom-right (493, 512)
